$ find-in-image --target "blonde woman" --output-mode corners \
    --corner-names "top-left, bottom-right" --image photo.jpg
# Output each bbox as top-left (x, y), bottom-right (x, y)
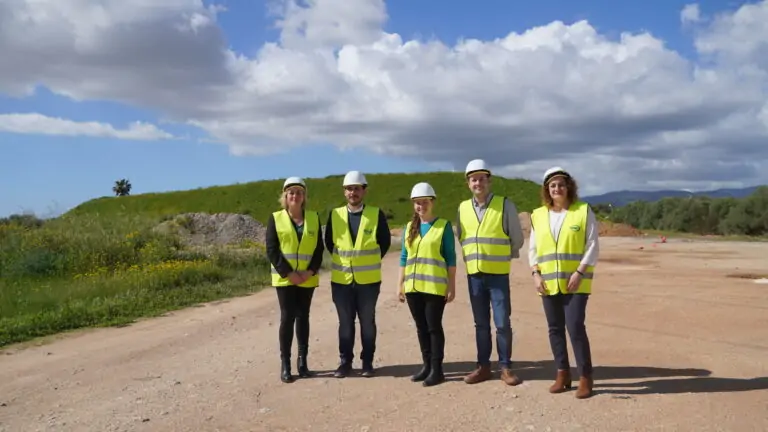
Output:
top-left (265, 177), bottom-right (324, 383)
top-left (529, 167), bottom-right (599, 399)
top-left (397, 182), bottom-right (457, 387)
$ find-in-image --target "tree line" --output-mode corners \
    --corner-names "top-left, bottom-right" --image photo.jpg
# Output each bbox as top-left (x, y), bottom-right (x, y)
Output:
top-left (591, 186), bottom-right (768, 236)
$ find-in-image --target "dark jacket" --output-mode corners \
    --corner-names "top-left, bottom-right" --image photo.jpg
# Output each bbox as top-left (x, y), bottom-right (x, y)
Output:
top-left (265, 210), bottom-right (324, 279)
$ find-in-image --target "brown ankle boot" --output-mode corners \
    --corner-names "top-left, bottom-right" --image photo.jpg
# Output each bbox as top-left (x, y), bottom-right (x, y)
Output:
top-left (575, 375), bottom-right (594, 399)
top-left (549, 369), bottom-right (572, 393)
top-left (500, 368), bottom-right (522, 386)
top-left (463, 364), bottom-right (492, 384)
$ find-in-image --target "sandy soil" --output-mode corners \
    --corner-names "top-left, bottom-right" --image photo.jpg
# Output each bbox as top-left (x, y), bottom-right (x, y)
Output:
top-left (1, 236), bottom-right (767, 432)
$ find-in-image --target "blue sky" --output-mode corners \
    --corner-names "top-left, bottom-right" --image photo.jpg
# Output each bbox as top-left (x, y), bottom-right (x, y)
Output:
top-left (1, 0), bottom-right (765, 217)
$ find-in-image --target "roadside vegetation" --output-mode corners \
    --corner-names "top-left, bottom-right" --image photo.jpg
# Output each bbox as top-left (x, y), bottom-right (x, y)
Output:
top-left (0, 213), bottom-right (270, 347)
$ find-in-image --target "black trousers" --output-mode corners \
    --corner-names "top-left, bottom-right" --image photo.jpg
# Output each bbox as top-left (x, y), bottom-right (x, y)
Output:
top-left (541, 293), bottom-right (593, 376)
top-left (275, 285), bottom-right (316, 360)
top-left (331, 282), bottom-right (380, 364)
top-left (406, 292), bottom-right (446, 363)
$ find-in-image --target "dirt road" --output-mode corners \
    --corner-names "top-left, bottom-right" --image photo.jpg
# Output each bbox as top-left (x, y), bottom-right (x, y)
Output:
top-left (2, 237), bottom-right (767, 432)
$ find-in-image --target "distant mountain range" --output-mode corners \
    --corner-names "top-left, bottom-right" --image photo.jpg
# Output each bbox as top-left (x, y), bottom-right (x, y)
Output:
top-left (582, 186), bottom-right (760, 207)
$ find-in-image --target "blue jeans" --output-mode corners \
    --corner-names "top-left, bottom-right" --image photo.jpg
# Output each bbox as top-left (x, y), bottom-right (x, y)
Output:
top-left (331, 281), bottom-right (381, 364)
top-left (468, 273), bottom-right (513, 368)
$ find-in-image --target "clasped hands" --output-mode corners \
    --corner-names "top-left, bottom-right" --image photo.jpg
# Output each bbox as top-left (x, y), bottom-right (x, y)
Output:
top-left (287, 270), bottom-right (313, 285)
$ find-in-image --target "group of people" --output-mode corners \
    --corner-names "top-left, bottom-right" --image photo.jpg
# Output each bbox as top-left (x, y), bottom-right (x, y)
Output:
top-left (264, 159), bottom-right (600, 399)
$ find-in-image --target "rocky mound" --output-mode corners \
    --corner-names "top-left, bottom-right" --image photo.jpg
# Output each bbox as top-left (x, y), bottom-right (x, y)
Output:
top-left (155, 212), bottom-right (267, 247)
top-left (598, 221), bottom-right (643, 237)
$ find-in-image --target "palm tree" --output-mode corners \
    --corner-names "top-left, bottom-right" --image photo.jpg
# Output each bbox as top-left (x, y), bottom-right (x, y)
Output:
top-left (113, 179), bottom-right (132, 196)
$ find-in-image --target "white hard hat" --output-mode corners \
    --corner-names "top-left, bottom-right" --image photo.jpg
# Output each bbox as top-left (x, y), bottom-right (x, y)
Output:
top-left (342, 170), bottom-right (367, 186)
top-left (283, 176), bottom-right (306, 190)
top-left (410, 182), bottom-right (436, 200)
top-left (542, 166), bottom-right (571, 184)
top-left (465, 159), bottom-right (491, 177)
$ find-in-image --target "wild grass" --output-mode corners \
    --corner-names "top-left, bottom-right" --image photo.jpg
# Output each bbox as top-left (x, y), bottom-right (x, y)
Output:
top-left (0, 214), bottom-right (270, 347)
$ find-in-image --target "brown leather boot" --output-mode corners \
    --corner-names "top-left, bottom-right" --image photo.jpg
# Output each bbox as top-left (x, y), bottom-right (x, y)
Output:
top-left (575, 375), bottom-right (594, 399)
top-left (463, 364), bottom-right (492, 384)
top-left (500, 368), bottom-right (522, 386)
top-left (549, 369), bottom-right (572, 393)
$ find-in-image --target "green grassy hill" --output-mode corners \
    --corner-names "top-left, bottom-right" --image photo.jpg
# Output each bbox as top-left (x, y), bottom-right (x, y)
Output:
top-left (67, 172), bottom-right (542, 227)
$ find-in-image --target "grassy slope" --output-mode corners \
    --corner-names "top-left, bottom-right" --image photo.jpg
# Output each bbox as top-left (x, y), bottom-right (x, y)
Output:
top-left (67, 172), bottom-right (542, 227)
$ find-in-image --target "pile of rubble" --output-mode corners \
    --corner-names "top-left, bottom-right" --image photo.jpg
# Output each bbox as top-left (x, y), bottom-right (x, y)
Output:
top-left (154, 212), bottom-right (267, 247)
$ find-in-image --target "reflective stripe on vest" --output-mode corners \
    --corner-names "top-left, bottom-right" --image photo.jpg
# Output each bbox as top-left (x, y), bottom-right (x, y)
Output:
top-left (530, 201), bottom-right (594, 295)
top-left (458, 196), bottom-right (512, 275)
top-left (270, 209), bottom-right (320, 288)
top-left (330, 205), bottom-right (382, 285)
top-left (404, 218), bottom-right (449, 296)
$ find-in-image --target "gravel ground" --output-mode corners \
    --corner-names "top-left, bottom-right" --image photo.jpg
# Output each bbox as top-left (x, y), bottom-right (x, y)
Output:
top-left (1, 236), bottom-right (767, 432)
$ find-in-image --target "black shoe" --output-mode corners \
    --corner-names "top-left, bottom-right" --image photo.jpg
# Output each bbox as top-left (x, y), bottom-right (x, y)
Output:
top-left (361, 361), bottom-right (375, 378)
top-left (423, 360), bottom-right (445, 387)
top-left (334, 362), bottom-right (352, 378)
top-left (297, 356), bottom-right (313, 378)
top-left (281, 359), bottom-right (294, 383)
top-left (411, 362), bottom-right (431, 382)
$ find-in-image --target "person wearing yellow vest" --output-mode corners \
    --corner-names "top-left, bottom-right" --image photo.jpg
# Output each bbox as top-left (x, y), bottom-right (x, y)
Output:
top-left (324, 171), bottom-right (391, 378)
top-left (529, 166), bottom-right (600, 399)
top-left (457, 159), bottom-right (526, 386)
top-left (265, 177), bottom-right (324, 384)
top-left (396, 182), bottom-right (457, 387)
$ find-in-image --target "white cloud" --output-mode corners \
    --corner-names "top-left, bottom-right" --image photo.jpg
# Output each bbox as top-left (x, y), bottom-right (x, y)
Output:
top-left (681, 4), bottom-right (701, 23)
top-left (272, 0), bottom-right (388, 50)
top-left (0, 113), bottom-right (174, 140)
top-left (0, 0), bottom-right (767, 193)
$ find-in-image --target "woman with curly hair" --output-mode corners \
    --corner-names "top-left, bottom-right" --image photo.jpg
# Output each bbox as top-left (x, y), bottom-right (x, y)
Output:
top-left (529, 167), bottom-right (600, 399)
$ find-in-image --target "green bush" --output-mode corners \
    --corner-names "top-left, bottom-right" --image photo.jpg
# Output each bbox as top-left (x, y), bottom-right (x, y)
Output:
top-left (599, 186), bottom-right (768, 237)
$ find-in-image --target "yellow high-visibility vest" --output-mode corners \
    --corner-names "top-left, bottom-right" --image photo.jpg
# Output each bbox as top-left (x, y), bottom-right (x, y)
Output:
top-left (403, 218), bottom-right (449, 296)
top-left (530, 201), bottom-right (594, 295)
top-left (458, 196), bottom-right (512, 275)
top-left (330, 205), bottom-right (382, 285)
top-left (270, 209), bottom-right (320, 288)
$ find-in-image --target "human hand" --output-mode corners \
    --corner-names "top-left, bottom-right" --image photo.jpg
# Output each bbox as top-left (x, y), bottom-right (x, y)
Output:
top-left (533, 273), bottom-right (547, 295)
top-left (288, 272), bottom-right (303, 285)
top-left (397, 285), bottom-right (405, 303)
top-left (445, 286), bottom-right (456, 303)
top-left (298, 270), bottom-right (313, 282)
top-left (567, 272), bottom-right (582, 293)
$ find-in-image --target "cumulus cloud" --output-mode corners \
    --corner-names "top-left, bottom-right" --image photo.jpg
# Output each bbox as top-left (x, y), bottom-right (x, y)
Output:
top-left (0, 0), bottom-right (767, 193)
top-left (0, 113), bottom-right (174, 140)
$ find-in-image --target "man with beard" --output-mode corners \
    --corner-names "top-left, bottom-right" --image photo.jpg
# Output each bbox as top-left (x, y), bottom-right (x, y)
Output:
top-left (325, 170), bottom-right (392, 378)
top-left (457, 159), bottom-right (526, 386)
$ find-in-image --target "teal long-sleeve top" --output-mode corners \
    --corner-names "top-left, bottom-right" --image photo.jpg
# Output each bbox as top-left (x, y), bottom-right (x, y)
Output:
top-left (399, 219), bottom-right (457, 267)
